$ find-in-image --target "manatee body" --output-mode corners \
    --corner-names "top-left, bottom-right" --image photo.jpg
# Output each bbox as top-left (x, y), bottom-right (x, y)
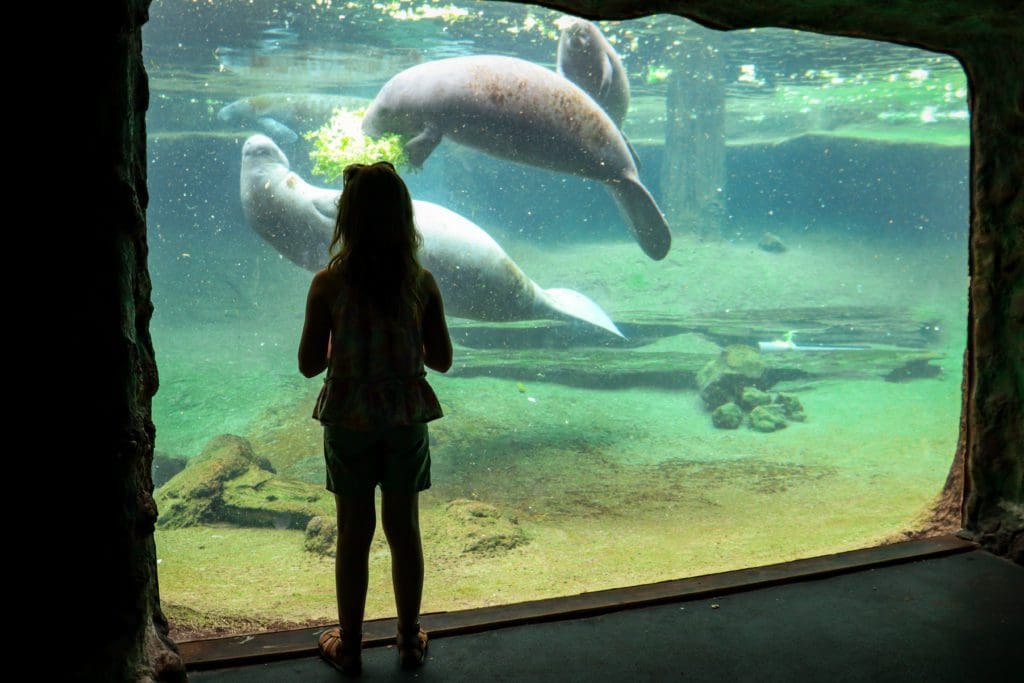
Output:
top-left (362, 55), bottom-right (671, 260)
top-left (239, 135), bottom-right (622, 336)
top-left (557, 18), bottom-right (630, 128)
top-left (218, 93), bottom-right (370, 144)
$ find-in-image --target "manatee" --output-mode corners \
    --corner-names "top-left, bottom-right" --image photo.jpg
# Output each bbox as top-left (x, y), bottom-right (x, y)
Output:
top-left (239, 134), bottom-right (623, 337)
top-left (556, 17), bottom-right (630, 128)
top-left (218, 93), bottom-right (371, 145)
top-left (362, 55), bottom-right (671, 260)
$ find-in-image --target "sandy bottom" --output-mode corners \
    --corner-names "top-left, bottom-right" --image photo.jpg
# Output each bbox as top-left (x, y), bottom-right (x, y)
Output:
top-left (150, 228), bottom-right (966, 638)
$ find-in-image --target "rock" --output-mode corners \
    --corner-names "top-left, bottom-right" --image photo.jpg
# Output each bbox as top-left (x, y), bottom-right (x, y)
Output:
top-left (438, 499), bottom-right (527, 556)
top-left (712, 402), bottom-right (744, 429)
top-left (303, 516), bottom-right (337, 557)
top-left (740, 387), bottom-right (772, 410)
top-left (192, 434), bottom-right (276, 473)
top-left (774, 393), bottom-right (806, 421)
top-left (155, 434), bottom-right (333, 529)
top-left (697, 345), bottom-right (765, 408)
top-left (884, 358), bottom-right (942, 382)
top-left (152, 453), bottom-right (187, 489)
top-left (749, 404), bottom-right (788, 432)
top-left (758, 232), bottom-right (787, 253)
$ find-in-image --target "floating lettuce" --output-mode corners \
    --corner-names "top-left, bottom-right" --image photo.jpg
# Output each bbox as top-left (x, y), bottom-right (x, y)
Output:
top-left (305, 107), bottom-right (407, 182)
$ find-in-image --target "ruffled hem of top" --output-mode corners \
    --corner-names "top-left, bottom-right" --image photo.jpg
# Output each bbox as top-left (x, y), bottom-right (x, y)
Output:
top-left (313, 376), bottom-right (443, 431)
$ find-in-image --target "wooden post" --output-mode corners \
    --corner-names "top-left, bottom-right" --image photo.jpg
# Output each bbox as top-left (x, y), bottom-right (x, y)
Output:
top-left (660, 33), bottom-right (727, 240)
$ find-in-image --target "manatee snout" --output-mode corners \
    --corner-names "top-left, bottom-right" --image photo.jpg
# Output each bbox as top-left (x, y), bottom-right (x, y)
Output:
top-left (242, 134), bottom-right (289, 167)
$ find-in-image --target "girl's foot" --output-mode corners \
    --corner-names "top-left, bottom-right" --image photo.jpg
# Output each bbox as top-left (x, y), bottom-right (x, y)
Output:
top-left (397, 626), bottom-right (428, 669)
top-left (318, 627), bottom-right (362, 675)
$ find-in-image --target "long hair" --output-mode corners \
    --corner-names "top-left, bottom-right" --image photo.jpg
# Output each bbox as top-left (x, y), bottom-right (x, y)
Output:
top-left (328, 161), bottom-right (422, 315)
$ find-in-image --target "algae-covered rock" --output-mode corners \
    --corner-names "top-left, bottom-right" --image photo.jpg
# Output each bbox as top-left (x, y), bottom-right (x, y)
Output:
top-left (192, 434), bottom-right (276, 473)
top-left (697, 344), bottom-right (765, 408)
top-left (712, 402), bottom-right (744, 429)
top-left (304, 515), bottom-right (337, 557)
top-left (434, 499), bottom-right (527, 556)
top-left (152, 453), bottom-right (187, 489)
top-left (724, 345), bottom-right (765, 377)
top-left (740, 387), bottom-right (772, 410)
top-left (156, 434), bottom-right (333, 530)
top-left (758, 232), bottom-right (787, 253)
top-left (774, 393), bottom-right (807, 421)
top-left (749, 404), bottom-right (788, 432)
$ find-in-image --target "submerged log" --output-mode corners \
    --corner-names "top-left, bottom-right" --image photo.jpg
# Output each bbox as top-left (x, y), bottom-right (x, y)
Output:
top-left (451, 305), bottom-right (944, 350)
top-left (449, 346), bottom-right (945, 390)
top-left (446, 305), bottom-right (948, 389)
top-left (619, 305), bottom-right (945, 349)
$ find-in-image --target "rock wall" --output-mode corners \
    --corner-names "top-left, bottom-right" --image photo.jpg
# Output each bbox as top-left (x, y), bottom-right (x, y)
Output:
top-left (77, 2), bottom-right (185, 681)
top-left (93, 1), bottom-right (1020, 679)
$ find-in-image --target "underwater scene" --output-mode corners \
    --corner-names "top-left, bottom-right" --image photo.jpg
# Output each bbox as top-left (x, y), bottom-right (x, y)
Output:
top-left (143, 1), bottom-right (969, 639)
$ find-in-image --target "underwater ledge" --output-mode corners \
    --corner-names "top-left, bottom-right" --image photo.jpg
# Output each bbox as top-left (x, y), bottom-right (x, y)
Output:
top-left (77, 0), bottom-right (1021, 680)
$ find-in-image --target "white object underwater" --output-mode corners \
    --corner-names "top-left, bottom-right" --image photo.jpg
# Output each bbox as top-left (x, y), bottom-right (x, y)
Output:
top-left (757, 331), bottom-right (869, 352)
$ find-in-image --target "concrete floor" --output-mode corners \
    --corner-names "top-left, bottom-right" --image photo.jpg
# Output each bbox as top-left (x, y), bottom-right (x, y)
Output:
top-left (190, 549), bottom-right (1023, 682)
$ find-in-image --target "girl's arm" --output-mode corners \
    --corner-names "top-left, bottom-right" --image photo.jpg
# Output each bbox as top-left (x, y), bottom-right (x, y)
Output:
top-left (298, 270), bottom-right (333, 378)
top-left (421, 270), bottom-right (453, 373)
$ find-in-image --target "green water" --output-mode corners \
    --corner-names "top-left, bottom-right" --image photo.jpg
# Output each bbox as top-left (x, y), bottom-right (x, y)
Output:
top-left (144, 0), bottom-right (968, 637)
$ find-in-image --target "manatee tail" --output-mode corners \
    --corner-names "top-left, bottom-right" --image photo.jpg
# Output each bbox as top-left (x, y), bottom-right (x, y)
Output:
top-left (607, 178), bottom-right (672, 260)
top-left (534, 286), bottom-right (625, 338)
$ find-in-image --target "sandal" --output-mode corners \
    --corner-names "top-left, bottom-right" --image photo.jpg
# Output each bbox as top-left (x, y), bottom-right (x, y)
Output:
top-left (396, 626), bottom-right (429, 669)
top-left (318, 626), bottom-right (362, 675)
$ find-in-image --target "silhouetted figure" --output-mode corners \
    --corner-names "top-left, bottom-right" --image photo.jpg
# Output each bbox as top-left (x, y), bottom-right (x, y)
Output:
top-left (299, 161), bottom-right (453, 674)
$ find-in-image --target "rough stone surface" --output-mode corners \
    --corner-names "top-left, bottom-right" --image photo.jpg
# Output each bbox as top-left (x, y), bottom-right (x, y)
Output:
top-left (740, 387), bottom-right (773, 410)
top-left (304, 515), bottom-right (338, 557)
top-left (758, 232), bottom-right (788, 253)
top-left (155, 434), bottom-right (331, 530)
top-left (749, 405), bottom-right (789, 433)
top-left (94, 1), bottom-right (1022, 678)
top-left (698, 344), bottom-right (766, 408)
top-left (70, 0), bottom-right (186, 680)
top-left (439, 499), bottom-right (527, 556)
top-left (712, 402), bottom-right (744, 429)
top-left (152, 454), bottom-right (187, 489)
top-left (774, 393), bottom-right (807, 421)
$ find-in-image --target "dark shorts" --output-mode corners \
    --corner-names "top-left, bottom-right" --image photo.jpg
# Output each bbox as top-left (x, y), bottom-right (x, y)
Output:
top-left (323, 422), bottom-right (432, 496)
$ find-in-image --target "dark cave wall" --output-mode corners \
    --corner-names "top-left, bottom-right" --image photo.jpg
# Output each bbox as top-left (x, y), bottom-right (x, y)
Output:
top-left (96, 0), bottom-right (1020, 679)
top-left (960, 40), bottom-right (1024, 561)
top-left (79, 2), bottom-right (185, 681)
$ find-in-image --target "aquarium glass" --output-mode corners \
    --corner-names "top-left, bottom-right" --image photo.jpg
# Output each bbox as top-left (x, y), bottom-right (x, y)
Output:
top-left (144, 0), bottom-right (969, 639)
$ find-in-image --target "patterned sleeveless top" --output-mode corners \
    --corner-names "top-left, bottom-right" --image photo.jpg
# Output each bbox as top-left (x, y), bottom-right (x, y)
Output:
top-left (312, 273), bottom-right (443, 430)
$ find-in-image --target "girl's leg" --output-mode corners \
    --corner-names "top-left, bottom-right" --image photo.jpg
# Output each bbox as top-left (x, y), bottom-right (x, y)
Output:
top-left (335, 492), bottom-right (377, 638)
top-left (381, 491), bottom-right (423, 633)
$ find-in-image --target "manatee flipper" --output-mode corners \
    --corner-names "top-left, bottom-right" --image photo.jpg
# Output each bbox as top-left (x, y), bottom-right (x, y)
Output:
top-left (608, 178), bottom-right (672, 260)
top-left (311, 192), bottom-right (339, 220)
top-left (534, 287), bottom-right (625, 338)
top-left (622, 131), bottom-right (641, 170)
top-left (598, 55), bottom-right (614, 99)
top-left (257, 117), bottom-right (299, 144)
top-left (405, 125), bottom-right (443, 167)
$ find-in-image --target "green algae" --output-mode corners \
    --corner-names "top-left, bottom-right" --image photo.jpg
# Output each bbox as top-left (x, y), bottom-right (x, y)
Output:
top-left (305, 108), bottom-right (408, 182)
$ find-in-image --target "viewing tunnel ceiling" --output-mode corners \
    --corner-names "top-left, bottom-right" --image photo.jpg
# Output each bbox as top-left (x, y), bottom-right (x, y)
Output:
top-left (86, 1), bottom-right (1020, 680)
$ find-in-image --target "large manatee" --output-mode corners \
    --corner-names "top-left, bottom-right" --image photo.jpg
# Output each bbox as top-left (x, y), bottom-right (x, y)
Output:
top-left (240, 134), bottom-right (622, 337)
top-left (556, 17), bottom-right (630, 129)
top-left (362, 55), bottom-right (671, 260)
